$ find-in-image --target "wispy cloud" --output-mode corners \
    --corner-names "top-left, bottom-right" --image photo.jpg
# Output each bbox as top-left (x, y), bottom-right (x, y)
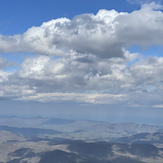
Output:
top-left (127, 0), bottom-right (161, 5)
top-left (153, 105), bottom-right (163, 108)
top-left (18, 92), bottom-right (126, 104)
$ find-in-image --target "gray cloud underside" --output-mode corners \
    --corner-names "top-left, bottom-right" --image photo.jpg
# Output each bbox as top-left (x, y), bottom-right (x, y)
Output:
top-left (0, 2), bottom-right (163, 107)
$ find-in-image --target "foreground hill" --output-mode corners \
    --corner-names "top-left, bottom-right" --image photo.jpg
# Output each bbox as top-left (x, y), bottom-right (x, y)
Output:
top-left (0, 128), bottom-right (163, 162)
top-left (4, 139), bottom-right (163, 163)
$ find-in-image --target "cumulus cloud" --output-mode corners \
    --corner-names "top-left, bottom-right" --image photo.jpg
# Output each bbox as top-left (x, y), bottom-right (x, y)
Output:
top-left (0, 51), bottom-right (162, 106)
top-left (0, 57), bottom-right (14, 83)
top-left (0, 3), bottom-right (163, 58)
top-left (16, 50), bottom-right (138, 92)
top-left (0, 51), bottom-right (159, 106)
top-left (141, 1), bottom-right (163, 9)
top-left (0, 3), bottom-right (162, 107)
top-left (0, 70), bottom-right (11, 83)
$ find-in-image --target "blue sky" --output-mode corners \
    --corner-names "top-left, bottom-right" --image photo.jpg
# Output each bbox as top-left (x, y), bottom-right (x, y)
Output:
top-left (0, 0), bottom-right (139, 35)
top-left (0, 0), bottom-right (163, 125)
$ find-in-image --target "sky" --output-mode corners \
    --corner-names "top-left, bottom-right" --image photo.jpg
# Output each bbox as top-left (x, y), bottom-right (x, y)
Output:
top-left (0, 0), bottom-right (163, 125)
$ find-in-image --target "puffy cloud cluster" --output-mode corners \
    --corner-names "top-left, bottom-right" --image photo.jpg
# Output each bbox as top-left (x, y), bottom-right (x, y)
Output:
top-left (0, 51), bottom-right (162, 106)
top-left (0, 2), bottom-right (162, 107)
top-left (1, 2), bottom-right (163, 58)
top-left (16, 50), bottom-right (138, 92)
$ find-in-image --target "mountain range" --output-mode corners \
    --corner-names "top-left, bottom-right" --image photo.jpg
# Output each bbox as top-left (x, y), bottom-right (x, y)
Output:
top-left (0, 116), bottom-right (163, 162)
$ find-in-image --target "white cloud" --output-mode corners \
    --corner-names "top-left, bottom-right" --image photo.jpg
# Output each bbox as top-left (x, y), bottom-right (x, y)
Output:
top-left (127, 0), bottom-right (161, 6)
top-left (153, 104), bottom-right (163, 108)
top-left (18, 92), bottom-right (126, 104)
top-left (141, 2), bottom-right (163, 10)
top-left (0, 50), bottom-right (162, 106)
top-left (0, 70), bottom-right (11, 82)
top-left (0, 4), bottom-right (163, 58)
top-left (3, 52), bottom-right (158, 106)
top-left (0, 5), bottom-right (162, 107)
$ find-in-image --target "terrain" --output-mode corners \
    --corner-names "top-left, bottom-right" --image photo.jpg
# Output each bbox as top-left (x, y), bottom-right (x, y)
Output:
top-left (0, 116), bottom-right (163, 162)
top-left (0, 116), bottom-right (160, 140)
